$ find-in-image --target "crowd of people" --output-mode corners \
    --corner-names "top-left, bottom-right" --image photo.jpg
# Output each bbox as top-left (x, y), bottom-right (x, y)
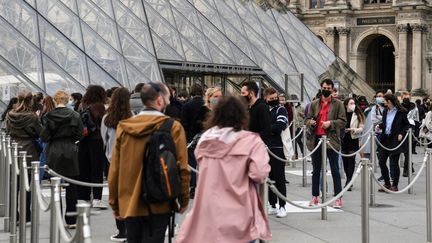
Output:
top-left (0, 79), bottom-right (431, 243)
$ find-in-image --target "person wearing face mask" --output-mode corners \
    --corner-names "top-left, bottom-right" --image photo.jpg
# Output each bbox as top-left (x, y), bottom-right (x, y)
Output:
top-left (400, 91), bottom-right (419, 176)
top-left (108, 82), bottom-right (190, 243)
top-left (361, 91), bottom-right (386, 180)
top-left (305, 79), bottom-right (346, 208)
top-left (264, 87), bottom-right (288, 218)
top-left (241, 81), bottom-right (272, 145)
top-left (342, 98), bottom-right (365, 191)
top-left (376, 94), bottom-right (409, 192)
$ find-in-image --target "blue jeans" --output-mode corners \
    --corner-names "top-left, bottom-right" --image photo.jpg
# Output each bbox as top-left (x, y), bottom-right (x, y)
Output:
top-left (311, 139), bottom-right (342, 197)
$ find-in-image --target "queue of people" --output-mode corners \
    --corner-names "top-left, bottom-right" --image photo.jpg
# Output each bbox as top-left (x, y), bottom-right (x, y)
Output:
top-left (1, 79), bottom-right (431, 243)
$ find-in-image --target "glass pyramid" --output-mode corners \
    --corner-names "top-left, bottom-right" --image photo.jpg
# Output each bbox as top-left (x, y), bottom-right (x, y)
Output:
top-left (0, 0), bottom-right (374, 109)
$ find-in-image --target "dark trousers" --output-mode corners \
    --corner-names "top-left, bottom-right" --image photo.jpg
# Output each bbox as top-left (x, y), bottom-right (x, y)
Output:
top-left (125, 214), bottom-right (170, 243)
top-left (105, 162), bottom-right (126, 235)
top-left (403, 152), bottom-right (414, 173)
top-left (116, 219), bottom-right (126, 235)
top-left (295, 128), bottom-right (304, 155)
top-left (311, 140), bottom-right (342, 197)
top-left (77, 139), bottom-right (105, 200)
top-left (342, 154), bottom-right (356, 185)
top-left (188, 148), bottom-right (197, 190)
top-left (64, 176), bottom-right (78, 225)
top-left (378, 149), bottom-right (401, 187)
top-left (17, 174), bottom-right (31, 222)
top-left (268, 147), bottom-right (286, 208)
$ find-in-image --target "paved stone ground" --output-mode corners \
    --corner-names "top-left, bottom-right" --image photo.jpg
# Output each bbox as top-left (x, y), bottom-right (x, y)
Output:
top-left (0, 146), bottom-right (430, 242)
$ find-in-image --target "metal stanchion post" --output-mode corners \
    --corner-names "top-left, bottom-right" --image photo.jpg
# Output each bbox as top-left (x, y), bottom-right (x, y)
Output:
top-left (426, 149), bottom-right (432, 243)
top-left (18, 152), bottom-right (27, 243)
top-left (361, 158), bottom-right (370, 243)
top-left (302, 125), bottom-right (307, 187)
top-left (408, 128), bottom-right (413, 194)
top-left (50, 177), bottom-right (61, 243)
top-left (76, 203), bottom-right (92, 243)
top-left (9, 142), bottom-right (19, 243)
top-left (369, 131), bottom-right (376, 207)
top-left (292, 108), bottom-right (297, 169)
top-left (259, 180), bottom-right (269, 243)
top-left (4, 136), bottom-right (11, 232)
top-left (0, 133), bottom-right (5, 217)
top-left (321, 136), bottom-right (327, 220)
top-left (31, 162), bottom-right (40, 243)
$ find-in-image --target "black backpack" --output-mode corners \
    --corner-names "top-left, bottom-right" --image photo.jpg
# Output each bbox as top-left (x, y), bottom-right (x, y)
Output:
top-left (141, 118), bottom-right (181, 203)
top-left (79, 106), bottom-right (97, 137)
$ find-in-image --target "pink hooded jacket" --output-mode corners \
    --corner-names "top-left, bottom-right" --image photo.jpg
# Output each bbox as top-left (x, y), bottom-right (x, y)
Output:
top-left (176, 127), bottom-right (271, 243)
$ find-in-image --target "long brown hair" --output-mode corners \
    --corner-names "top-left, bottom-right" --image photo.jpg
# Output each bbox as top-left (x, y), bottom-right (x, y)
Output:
top-left (81, 85), bottom-right (106, 106)
top-left (42, 96), bottom-right (55, 116)
top-left (14, 92), bottom-right (34, 113)
top-left (204, 95), bottom-right (249, 132)
top-left (104, 87), bottom-right (132, 128)
top-left (344, 98), bottom-right (365, 123)
top-left (384, 94), bottom-right (407, 113)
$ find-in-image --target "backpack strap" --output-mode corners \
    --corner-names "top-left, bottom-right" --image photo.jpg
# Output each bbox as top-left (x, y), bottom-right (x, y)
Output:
top-left (159, 118), bottom-right (174, 134)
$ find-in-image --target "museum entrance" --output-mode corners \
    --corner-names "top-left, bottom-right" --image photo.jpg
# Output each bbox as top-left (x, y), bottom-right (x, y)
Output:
top-left (360, 35), bottom-right (395, 92)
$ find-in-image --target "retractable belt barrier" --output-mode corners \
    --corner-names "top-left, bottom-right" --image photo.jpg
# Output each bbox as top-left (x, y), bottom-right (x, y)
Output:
top-left (0, 132), bottom-right (93, 243)
top-left (1, 128), bottom-right (431, 243)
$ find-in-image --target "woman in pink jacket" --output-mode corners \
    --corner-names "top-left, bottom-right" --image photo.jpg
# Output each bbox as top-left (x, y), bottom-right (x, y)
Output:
top-left (176, 95), bottom-right (272, 243)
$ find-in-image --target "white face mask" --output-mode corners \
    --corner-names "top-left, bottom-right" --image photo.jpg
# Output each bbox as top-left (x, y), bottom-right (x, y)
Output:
top-left (347, 104), bottom-right (356, 112)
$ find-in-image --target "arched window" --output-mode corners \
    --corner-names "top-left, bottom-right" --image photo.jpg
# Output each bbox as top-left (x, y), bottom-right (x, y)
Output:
top-left (310, 0), bottom-right (325, 9)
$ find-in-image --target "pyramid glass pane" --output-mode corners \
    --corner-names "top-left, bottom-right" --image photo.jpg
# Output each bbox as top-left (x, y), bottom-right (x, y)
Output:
top-left (0, 0), bottom-right (374, 106)
top-left (36, 0), bottom-right (83, 48)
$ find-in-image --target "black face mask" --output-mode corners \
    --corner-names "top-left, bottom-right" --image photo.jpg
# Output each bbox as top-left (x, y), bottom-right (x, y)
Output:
top-left (321, 89), bottom-right (331, 98)
top-left (403, 98), bottom-right (410, 104)
top-left (243, 94), bottom-right (251, 103)
top-left (267, 100), bottom-right (279, 107)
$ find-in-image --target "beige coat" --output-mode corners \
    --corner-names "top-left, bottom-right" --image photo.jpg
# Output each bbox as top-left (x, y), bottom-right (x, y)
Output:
top-left (348, 112), bottom-right (365, 139)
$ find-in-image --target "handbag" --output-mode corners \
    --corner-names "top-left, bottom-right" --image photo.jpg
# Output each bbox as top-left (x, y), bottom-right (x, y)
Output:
top-left (419, 112), bottom-right (432, 141)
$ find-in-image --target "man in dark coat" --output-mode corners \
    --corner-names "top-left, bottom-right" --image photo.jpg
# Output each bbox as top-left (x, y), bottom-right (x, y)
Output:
top-left (241, 81), bottom-right (272, 145)
top-left (181, 83), bottom-right (205, 198)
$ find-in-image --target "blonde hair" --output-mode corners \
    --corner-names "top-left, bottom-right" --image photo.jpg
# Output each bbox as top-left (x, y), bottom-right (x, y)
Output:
top-left (53, 90), bottom-right (69, 105)
top-left (205, 87), bottom-right (222, 107)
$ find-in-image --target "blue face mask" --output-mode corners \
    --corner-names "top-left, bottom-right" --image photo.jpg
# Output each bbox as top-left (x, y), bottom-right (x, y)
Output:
top-left (375, 97), bottom-right (384, 105)
top-left (67, 100), bottom-right (74, 110)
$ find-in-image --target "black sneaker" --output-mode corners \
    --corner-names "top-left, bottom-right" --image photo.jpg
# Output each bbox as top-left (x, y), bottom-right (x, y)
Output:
top-left (110, 233), bottom-right (127, 242)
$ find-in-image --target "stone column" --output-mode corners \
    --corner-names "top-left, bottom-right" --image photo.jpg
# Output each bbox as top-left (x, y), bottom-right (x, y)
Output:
top-left (325, 28), bottom-right (337, 52)
top-left (397, 24), bottom-right (409, 91)
top-left (337, 27), bottom-right (350, 62)
top-left (411, 24), bottom-right (426, 91)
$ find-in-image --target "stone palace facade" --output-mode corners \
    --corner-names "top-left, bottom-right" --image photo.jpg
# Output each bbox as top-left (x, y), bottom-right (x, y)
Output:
top-left (278, 0), bottom-right (432, 96)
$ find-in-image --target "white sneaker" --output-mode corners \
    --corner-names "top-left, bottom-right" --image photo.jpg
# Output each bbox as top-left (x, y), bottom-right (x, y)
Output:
top-left (165, 224), bottom-right (179, 236)
top-left (276, 207), bottom-right (287, 218)
top-left (268, 207), bottom-right (278, 215)
top-left (92, 199), bottom-right (108, 210)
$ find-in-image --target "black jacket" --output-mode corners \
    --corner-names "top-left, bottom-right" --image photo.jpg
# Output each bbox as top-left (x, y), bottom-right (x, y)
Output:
top-left (378, 108), bottom-right (409, 154)
top-left (249, 98), bottom-right (272, 145)
top-left (41, 107), bottom-right (83, 176)
top-left (181, 96), bottom-right (205, 142)
top-left (268, 105), bottom-right (288, 148)
top-left (165, 98), bottom-right (183, 121)
top-left (6, 111), bottom-right (42, 166)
